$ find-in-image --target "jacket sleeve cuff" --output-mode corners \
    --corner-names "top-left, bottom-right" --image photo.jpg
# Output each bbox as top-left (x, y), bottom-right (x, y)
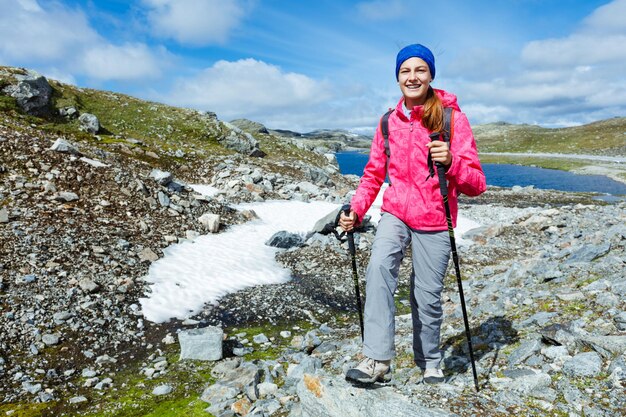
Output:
top-left (445, 154), bottom-right (459, 178)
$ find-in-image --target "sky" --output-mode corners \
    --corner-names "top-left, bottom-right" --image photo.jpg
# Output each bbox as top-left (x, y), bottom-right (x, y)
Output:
top-left (1, 0), bottom-right (625, 133)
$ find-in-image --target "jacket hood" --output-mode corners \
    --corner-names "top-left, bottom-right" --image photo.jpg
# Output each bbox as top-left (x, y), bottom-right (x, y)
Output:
top-left (395, 88), bottom-right (460, 115)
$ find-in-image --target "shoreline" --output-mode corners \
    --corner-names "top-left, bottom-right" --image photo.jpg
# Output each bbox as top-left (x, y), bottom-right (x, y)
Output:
top-left (339, 148), bottom-right (626, 188)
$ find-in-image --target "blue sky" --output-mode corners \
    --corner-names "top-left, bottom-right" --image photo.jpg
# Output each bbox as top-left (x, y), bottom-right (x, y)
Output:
top-left (1, 0), bottom-right (624, 133)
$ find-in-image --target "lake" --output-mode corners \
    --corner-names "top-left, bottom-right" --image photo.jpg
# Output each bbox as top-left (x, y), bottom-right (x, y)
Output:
top-left (335, 151), bottom-right (626, 197)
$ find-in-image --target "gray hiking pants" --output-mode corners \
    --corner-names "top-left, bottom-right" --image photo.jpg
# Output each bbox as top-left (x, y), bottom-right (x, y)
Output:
top-left (362, 213), bottom-right (450, 369)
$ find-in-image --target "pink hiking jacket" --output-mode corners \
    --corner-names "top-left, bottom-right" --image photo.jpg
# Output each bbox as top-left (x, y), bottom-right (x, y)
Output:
top-left (350, 89), bottom-right (486, 231)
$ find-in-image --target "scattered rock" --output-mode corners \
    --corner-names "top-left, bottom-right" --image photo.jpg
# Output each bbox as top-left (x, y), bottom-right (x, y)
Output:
top-left (149, 169), bottom-right (173, 186)
top-left (152, 384), bottom-right (173, 396)
top-left (220, 122), bottom-right (266, 157)
top-left (41, 334), bottom-right (60, 346)
top-left (198, 213), bottom-right (220, 233)
top-left (2, 70), bottom-right (52, 115)
top-left (563, 352), bottom-right (603, 377)
top-left (179, 326), bottom-right (223, 361)
top-left (78, 113), bottom-right (100, 134)
top-left (49, 138), bottom-right (80, 154)
top-left (266, 231), bottom-right (305, 249)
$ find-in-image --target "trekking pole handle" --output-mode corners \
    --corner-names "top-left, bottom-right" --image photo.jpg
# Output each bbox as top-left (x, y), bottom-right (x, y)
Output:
top-left (342, 204), bottom-right (356, 254)
top-left (435, 163), bottom-right (448, 197)
top-left (429, 132), bottom-right (449, 197)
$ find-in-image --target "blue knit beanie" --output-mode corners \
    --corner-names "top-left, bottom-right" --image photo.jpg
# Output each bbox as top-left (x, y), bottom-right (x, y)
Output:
top-left (395, 44), bottom-right (435, 81)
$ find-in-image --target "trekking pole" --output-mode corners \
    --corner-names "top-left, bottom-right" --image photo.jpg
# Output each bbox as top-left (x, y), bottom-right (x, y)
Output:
top-left (343, 205), bottom-right (365, 341)
top-left (431, 136), bottom-right (480, 392)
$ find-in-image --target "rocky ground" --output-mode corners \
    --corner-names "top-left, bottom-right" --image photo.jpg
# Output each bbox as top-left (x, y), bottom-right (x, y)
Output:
top-left (1, 69), bottom-right (625, 417)
top-left (182, 195), bottom-right (626, 417)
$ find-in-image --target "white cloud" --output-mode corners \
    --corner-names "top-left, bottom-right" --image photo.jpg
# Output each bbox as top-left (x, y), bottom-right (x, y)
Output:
top-left (165, 58), bottom-right (333, 122)
top-left (445, 47), bottom-right (513, 81)
top-left (443, 0), bottom-right (626, 127)
top-left (522, 0), bottom-right (626, 67)
top-left (0, 0), bottom-right (98, 62)
top-left (522, 33), bottom-right (626, 67)
top-left (80, 44), bottom-right (165, 81)
top-left (38, 67), bottom-right (77, 85)
top-left (582, 0), bottom-right (626, 34)
top-left (356, 0), bottom-right (410, 21)
top-left (0, 0), bottom-right (167, 82)
top-left (143, 0), bottom-right (247, 45)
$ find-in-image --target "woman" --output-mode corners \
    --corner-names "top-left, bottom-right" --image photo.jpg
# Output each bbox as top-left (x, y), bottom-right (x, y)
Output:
top-left (340, 44), bottom-right (486, 385)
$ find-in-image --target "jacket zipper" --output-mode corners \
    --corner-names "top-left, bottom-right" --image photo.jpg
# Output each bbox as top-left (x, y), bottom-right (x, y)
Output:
top-left (404, 118), bottom-right (414, 219)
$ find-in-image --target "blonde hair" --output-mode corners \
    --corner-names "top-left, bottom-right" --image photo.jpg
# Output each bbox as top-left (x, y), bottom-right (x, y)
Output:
top-left (421, 87), bottom-right (443, 133)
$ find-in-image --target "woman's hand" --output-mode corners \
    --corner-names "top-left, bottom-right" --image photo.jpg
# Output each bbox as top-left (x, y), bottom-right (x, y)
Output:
top-left (339, 210), bottom-right (357, 232)
top-left (426, 140), bottom-right (452, 166)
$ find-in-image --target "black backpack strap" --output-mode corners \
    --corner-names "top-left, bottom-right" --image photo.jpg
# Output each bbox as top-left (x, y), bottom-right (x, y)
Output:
top-left (380, 109), bottom-right (394, 184)
top-left (442, 107), bottom-right (454, 144)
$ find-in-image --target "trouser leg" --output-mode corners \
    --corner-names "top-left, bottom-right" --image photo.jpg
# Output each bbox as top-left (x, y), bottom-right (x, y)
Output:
top-left (362, 213), bottom-right (410, 361)
top-left (409, 230), bottom-right (450, 369)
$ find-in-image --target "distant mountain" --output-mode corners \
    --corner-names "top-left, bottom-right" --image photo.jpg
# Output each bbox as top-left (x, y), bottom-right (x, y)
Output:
top-left (269, 128), bottom-right (372, 151)
top-left (228, 118), bottom-right (373, 152)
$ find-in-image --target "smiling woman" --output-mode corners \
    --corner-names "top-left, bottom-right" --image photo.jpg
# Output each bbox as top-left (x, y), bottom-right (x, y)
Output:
top-left (340, 43), bottom-right (486, 386)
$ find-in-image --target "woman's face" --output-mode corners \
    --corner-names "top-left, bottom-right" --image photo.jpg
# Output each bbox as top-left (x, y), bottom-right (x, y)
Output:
top-left (398, 57), bottom-right (432, 107)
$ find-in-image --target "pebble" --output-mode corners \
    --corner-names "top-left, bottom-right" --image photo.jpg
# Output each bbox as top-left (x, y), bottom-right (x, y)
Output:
top-left (152, 384), bottom-right (173, 396)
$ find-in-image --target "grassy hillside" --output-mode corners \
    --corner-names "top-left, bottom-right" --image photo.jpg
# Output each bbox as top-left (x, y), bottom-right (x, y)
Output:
top-left (0, 66), bottom-right (328, 173)
top-left (473, 118), bottom-right (626, 156)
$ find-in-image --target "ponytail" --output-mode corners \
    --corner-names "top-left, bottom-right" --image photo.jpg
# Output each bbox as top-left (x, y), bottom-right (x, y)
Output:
top-left (421, 87), bottom-right (443, 133)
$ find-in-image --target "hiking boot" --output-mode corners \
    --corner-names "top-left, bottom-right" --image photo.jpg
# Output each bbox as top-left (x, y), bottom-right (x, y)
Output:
top-left (423, 368), bottom-right (444, 384)
top-left (345, 357), bottom-right (391, 384)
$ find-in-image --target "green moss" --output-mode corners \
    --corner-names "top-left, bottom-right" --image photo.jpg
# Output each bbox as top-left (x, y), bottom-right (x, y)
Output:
top-left (0, 403), bottom-right (53, 417)
top-left (537, 300), bottom-right (555, 313)
top-left (501, 340), bottom-right (521, 356)
top-left (560, 300), bottom-right (586, 315)
top-left (0, 95), bottom-right (19, 113)
top-left (227, 319), bottom-right (317, 362)
top-left (49, 84), bottom-right (223, 150)
top-left (135, 398), bottom-right (211, 417)
top-left (393, 285), bottom-right (411, 316)
top-left (479, 154), bottom-right (591, 172)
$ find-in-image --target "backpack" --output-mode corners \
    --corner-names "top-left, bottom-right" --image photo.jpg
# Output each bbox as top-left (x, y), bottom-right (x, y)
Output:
top-left (379, 107), bottom-right (454, 184)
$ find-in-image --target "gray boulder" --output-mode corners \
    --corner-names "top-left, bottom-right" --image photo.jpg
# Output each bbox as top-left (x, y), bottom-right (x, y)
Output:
top-left (78, 113), bottom-right (100, 134)
top-left (311, 208), bottom-right (341, 234)
top-left (149, 169), bottom-right (173, 186)
top-left (614, 311), bottom-right (626, 331)
top-left (2, 71), bottom-right (52, 115)
top-left (220, 122), bottom-right (266, 157)
top-left (579, 334), bottom-right (626, 359)
top-left (229, 119), bottom-right (269, 134)
top-left (566, 242), bottom-right (611, 263)
top-left (179, 326), bottom-right (223, 361)
top-left (49, 138), bottom-right (80, 155)
top-left (563, 352), bottom-right (603, 377)
top-left (292, 373), bottom-right (455, 417)
top-left (59, 106), bottom-right (78, 119)
top-left (508, 338), bottom-right (542, 366)
top-left (54, 192), bottom-right (79, 202)
top-left (0, 207), bottom-right (8, 223)
top-left (266, 231), bottom-right (304, 249)
top-left (152, 384), bottom-right (173, 396)
top-left (306, 167), bottom-right (332, 186)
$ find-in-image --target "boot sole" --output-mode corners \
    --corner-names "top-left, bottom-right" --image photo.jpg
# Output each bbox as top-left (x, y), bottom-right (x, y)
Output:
top-left (345, 369), bottom-right (392, 385)
top-left (423, 375), bottom-right (444, 384)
